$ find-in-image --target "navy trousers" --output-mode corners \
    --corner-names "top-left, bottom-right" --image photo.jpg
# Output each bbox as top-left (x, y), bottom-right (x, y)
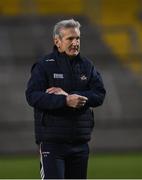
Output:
top-left (39, 142), bottom-right (89, 179)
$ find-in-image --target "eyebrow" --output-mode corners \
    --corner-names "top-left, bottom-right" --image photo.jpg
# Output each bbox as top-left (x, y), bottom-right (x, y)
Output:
top-left (66, 36), bottom-right (80, 40)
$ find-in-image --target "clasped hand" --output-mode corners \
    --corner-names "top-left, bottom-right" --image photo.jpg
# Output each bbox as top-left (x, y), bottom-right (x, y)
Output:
top-left (46, 87), bottom-right (88, 108)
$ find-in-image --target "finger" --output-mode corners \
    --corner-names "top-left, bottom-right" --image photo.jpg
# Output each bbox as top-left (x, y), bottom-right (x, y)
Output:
top-left (47, 87), bottom-right (59, 93)
top-left (47, 89), bottom-right (57, 94)
top-left (78, 99), bottom-right (87, 105)
top-left (77, 101), bottom-right (85, 108)
top-left (46, 87), bottom-right (54, 92)
top-left (80, 102), bottom-right (86, 106)
top-left (78, 96), bottom-right (88, 101)
top-left (48, 90), bottom-right (55, 94)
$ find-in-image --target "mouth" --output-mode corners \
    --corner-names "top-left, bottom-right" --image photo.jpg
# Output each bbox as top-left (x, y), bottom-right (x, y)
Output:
top-left (69, 47), bottom-right (79, 52)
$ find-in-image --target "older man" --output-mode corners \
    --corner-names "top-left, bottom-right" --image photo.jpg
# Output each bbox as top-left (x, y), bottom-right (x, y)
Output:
top-left (26, 19), bottom-right (106, 179)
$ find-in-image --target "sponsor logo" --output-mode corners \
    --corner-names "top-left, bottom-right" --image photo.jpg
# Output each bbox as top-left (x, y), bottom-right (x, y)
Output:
top-left (42, 151), bottom-right (50, 157)
top-left (45, 59), bottom-right (55, 62)
top-left (53, 73), bottom-right (64, 79)
top-left (80, 75), bottom-right (87, 80)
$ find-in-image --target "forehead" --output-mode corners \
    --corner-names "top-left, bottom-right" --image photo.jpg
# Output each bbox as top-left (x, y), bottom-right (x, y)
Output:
top-left (60, 27), bottom-right (80, 38)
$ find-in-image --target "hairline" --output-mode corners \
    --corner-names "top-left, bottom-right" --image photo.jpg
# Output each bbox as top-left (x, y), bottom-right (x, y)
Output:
top-left (53, 19), bottom-right (81, 38)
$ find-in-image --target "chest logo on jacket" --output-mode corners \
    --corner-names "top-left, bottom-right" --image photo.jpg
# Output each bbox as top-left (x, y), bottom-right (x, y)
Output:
top-left (53, 73), bottom-right (64, 79)
top-left (45, 59), bottom-right (55, 62)
top-left (80, 74), bottom-right (87, 80)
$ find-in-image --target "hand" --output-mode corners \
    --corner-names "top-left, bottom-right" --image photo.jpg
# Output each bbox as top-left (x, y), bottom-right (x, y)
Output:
top-left (46, 87), bottom-right (68, 96)
top-left (66, 94), bottom-right (88, 108)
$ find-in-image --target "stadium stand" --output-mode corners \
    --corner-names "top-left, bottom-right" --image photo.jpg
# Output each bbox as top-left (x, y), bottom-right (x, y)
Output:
top-left (88, 0), bottom-right (142, 74)
top-left (0, 0), bottom-right (142, 153)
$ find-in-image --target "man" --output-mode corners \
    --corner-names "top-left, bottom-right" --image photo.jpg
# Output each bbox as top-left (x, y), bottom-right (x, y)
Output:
top-left (26, 19), bottom-right (106, 179)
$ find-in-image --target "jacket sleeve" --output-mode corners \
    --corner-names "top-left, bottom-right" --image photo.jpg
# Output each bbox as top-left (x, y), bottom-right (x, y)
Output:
top-left (72, 66), bottom-right (106, 108)
top-left (25, 62), bottom-right (67, 110)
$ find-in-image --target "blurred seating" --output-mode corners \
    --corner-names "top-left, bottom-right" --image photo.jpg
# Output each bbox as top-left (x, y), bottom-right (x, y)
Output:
top-left (35, 0), bottom-right (83, 15)
top-left (0, 0), bottom-right (22, 16)
top-left (88, 0), bottom-right (142, 74)
top-left (0, 0), bottom-right (84, 16)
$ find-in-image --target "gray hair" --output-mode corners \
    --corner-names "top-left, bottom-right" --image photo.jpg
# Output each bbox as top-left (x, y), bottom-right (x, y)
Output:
top-left (53, 19), bottom-right (81, 38)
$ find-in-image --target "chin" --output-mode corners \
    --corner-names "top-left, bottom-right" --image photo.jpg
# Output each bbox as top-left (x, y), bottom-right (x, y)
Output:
top-left (66, 50), bottom-right (79, 57)
top-left (70, 52), bottom-right (79, 56)
top-left (68, 54), bottom-right (77, 57)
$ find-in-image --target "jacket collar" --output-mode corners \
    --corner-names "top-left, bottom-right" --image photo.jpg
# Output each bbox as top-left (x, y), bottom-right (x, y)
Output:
top-left (52, 45), bottom-right (82, 63)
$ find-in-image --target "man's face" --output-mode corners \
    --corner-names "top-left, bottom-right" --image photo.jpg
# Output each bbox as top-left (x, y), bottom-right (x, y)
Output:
top-left (54, 27), bottom-right (80, 57)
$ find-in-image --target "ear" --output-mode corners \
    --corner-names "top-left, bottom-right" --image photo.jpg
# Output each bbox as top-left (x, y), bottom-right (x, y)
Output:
top-left (54, 37), bottom-right (60, 48)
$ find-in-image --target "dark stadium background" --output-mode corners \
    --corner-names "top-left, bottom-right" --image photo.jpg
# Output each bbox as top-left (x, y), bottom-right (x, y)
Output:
top-left (0, 0), bottom-right (142, 178)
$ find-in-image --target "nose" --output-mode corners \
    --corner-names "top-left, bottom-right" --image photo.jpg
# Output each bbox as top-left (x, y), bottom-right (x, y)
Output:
top-left (72, 38), bottom-right (79, 46)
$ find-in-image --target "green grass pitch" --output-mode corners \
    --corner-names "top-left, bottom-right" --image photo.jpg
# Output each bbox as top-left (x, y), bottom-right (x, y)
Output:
top-left (0, 152), bottom-right (142, 179)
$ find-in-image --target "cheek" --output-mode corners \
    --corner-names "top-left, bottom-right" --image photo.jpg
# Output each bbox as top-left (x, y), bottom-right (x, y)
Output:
top-left (64, 43), bottom-right (70, 50)
top-left (59, 43), bottom-right (66, 51)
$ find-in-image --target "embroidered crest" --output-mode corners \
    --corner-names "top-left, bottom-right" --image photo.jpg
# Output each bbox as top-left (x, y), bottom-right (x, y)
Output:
top-left (45, 59), bottom-right (55, 62)
top-left (53, 73), bottom-right (64, 79)
top-left (80, 75), bottom-right (87, 80)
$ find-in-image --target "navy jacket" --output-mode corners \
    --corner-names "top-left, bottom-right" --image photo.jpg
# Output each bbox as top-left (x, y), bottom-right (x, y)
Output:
top-left (26, 46), bottom-right (106, 144)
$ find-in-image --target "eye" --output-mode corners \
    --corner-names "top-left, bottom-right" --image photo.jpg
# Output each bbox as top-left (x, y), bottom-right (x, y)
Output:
top-left (68, 37), bottom-right (80, 41)
top-left (68, 37), bottom-right (74, 41)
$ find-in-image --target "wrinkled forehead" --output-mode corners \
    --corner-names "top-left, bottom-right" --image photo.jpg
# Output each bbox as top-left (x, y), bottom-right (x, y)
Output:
top-left (59, 27), bottom-right (80, 38)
